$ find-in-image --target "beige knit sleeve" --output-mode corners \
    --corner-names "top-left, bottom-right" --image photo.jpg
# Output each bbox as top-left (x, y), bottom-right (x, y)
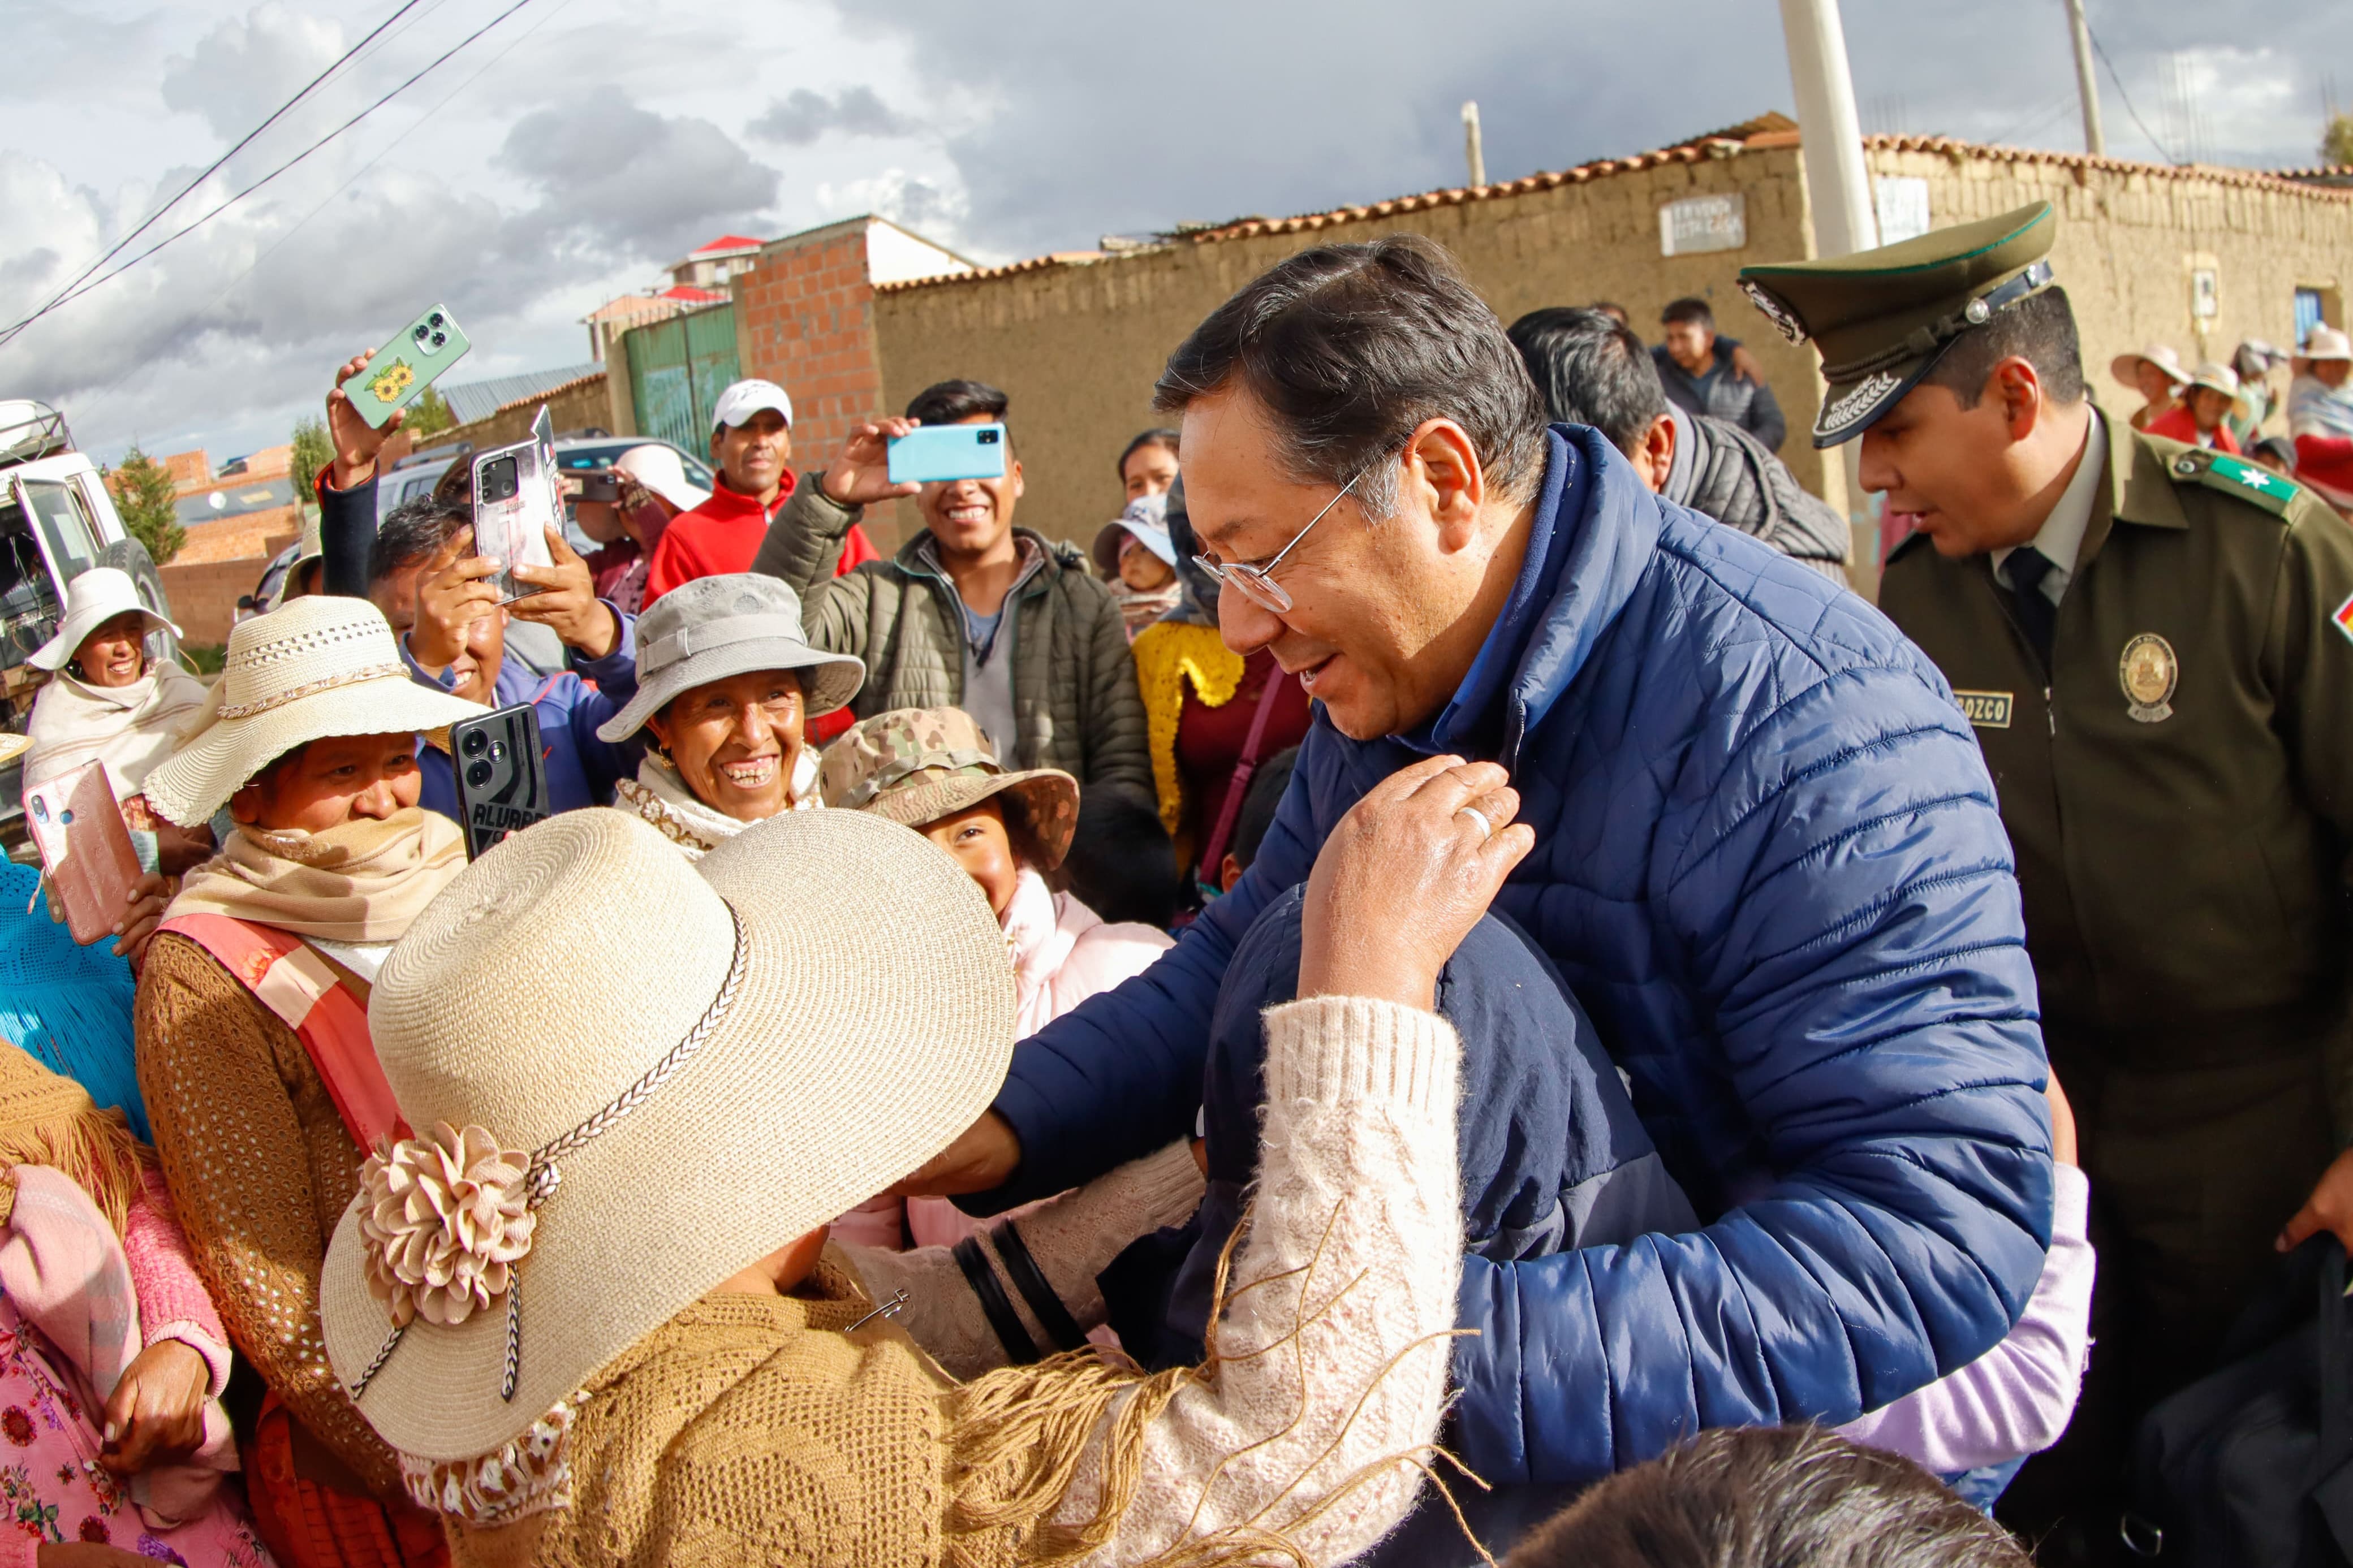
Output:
top-left (133, 934), bottom-right (402, 1494)
top-left (838, 1140), bottom-right (1206, 1380)
top-left (1054, 995), bottom-right (1464, 1565)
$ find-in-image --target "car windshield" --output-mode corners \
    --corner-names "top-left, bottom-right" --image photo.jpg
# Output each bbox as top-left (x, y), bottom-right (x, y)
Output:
top-left (0, 494), bottom-right (61, 669)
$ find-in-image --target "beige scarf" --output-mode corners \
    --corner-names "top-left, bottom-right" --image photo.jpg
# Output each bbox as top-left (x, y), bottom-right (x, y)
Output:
top-left (23, 663), bottom-right (210, 799)
top-left (611, 750), bottom-right (819, 861)
top-left (166, 807), bottom-right (467, 943)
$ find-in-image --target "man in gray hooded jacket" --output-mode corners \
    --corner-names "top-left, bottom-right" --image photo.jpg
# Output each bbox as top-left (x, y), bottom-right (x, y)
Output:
top-left (1509, 306), bottom-right (1852, 585)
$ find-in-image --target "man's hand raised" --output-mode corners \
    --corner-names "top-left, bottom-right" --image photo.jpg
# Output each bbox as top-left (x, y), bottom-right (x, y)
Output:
top-left (410, 527), bottom-right (502, 673)
top-left (326, 351), bottom-right (402, 491)
top-left (509, 525), bottom-right (619, 659)
top-left (820, 417), bottom-right (924, 508)
top-left (2281, 1146), bottom-right (2353, 1256)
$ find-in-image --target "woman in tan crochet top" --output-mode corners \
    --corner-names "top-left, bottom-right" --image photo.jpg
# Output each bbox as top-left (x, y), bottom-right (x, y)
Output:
top-left (132, 598), bottom-right (486, 1566)
top-left (318, 752), bottom-right (1528, 1567)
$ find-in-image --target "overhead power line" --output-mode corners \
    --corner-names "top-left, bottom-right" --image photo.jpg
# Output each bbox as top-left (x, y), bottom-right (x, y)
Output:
top-left (2084, 21), bottom-right (2182, 164)
top-left (0, 0), bottom-right (541, 351)
top-left (8, 0), bottom-right (431, 344)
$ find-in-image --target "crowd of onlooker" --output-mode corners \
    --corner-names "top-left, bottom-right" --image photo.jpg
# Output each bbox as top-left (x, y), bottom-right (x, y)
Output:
top-left (8, 219), bottom-right (2353, 1568)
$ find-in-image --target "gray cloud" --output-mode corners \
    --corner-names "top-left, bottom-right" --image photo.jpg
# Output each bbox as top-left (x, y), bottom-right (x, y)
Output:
top-left (815, 0), bottom-right (2353, 261)
top-left (749, 86), bottom-right (914, 146)
top-left (499, 84), bottom-right (781, 261)
top-left (159, 4), bottom-right (345, 143)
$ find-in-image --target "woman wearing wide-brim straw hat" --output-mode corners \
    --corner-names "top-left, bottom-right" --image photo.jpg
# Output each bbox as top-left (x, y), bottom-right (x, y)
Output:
top-left (133, 595), bottom-right (484, 1568)
top-left (2109, 343), bottom-right (2190, 431)
top-left (593, 573), bottom-right (866, 859)
top-left (819, 706), bottom-right (1171, 1250)
top-left (321, 762), bottom-right (1529, 1566)
top-left (21, 565), bottom-right (213, 875)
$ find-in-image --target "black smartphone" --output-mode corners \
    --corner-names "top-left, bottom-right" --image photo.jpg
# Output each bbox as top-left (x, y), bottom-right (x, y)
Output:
top-left (450, 705), bottom-right (552, 859)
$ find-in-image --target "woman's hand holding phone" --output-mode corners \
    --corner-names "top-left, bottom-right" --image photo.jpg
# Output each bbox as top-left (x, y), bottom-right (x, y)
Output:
top-left (326, 350), bottom-right (402, 491)
top-left (110, 871), bottom-right (175, 972)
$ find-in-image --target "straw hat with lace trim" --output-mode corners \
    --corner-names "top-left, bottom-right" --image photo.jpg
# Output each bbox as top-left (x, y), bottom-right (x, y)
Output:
top-left (817, 706), bottom-right (1079, 869)
top-left (317, 806), bottom-right (1014, 1461)
top-left (140, 597), bottom-right (487, 828)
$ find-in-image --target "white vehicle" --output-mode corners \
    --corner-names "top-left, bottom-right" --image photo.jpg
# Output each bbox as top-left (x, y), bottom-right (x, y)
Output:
top-left (0, 399), bottom-right (177, 823)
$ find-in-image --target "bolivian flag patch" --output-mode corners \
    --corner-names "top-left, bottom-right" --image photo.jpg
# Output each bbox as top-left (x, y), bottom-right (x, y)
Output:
top-left (2335, 591), bottom-right (2353, 645)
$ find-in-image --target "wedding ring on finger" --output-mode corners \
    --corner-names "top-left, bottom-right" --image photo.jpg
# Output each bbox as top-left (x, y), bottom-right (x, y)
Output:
top-left (1457, 804), bottom-right (1496, 841)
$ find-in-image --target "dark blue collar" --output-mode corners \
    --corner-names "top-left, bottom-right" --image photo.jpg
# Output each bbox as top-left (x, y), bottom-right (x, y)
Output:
top-left (1399, 425), bottom-right (1658, 769)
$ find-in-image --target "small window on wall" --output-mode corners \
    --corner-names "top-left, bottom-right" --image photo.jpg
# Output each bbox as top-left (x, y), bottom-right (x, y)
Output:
top-left (2295, 287), bottom-right (2339, 348)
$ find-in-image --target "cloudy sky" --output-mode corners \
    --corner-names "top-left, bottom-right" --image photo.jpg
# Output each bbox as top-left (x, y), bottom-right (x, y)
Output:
top-left (1, 0), bottom-right (2344, 469)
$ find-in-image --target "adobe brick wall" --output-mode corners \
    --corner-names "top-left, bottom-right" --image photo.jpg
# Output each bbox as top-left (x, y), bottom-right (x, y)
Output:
top-left (867, 146), bottom-right (1825, 550)
top-left (160, 534), bottom-right (296, 648)
top-left (731, 222), bottom-right (905, 550)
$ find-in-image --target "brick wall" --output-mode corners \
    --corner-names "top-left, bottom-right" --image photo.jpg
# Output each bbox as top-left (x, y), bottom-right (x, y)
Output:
top-left (160, 534), bottom-right (296, 648)
top-left (731, 220), bottom-right (903, 548)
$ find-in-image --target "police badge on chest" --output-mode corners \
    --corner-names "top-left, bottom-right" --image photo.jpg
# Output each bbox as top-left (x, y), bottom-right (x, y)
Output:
top-left (2119, 633), bottom-right (2177, 724)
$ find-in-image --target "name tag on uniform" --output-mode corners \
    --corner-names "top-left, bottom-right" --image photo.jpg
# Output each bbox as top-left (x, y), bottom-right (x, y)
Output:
top-left (1953, 690), bottom-right (2014, 729)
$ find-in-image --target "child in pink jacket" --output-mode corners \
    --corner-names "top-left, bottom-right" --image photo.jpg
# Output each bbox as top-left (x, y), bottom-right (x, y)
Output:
top-left (819, 708), bottom-right (1172, 1249)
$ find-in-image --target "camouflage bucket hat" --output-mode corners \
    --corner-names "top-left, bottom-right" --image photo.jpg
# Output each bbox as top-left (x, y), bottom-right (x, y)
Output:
top-left (817, 707), bottom-right (1079, 870)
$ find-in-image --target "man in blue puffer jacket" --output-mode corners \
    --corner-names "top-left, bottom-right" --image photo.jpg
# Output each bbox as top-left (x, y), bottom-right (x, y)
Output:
top-left (910, 236), bottom-right (2054, 1509)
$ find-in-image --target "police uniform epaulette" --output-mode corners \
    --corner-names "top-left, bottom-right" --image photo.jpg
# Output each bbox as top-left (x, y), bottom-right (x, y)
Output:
top-left (2157, 442), bottom-right (2299, 520)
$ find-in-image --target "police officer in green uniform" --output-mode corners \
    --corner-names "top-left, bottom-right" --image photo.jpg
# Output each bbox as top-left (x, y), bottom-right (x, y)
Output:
top-left (1740, 201), bottom-right (2353, 1554)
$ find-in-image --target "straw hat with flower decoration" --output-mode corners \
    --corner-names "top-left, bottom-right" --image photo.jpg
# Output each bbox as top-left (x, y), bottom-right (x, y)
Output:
top-left (817, 707), bottom-right (1079, 868)
top-left (317, 806), bottom-right (1015, 1461)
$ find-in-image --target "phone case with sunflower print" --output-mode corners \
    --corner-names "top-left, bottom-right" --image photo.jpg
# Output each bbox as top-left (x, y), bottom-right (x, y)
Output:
top-left (339, 303), bottom-right (472, 429)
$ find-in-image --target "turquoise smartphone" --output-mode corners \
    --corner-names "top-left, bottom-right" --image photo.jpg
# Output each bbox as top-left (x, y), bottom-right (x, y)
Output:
top-left (339, 304), bottom-right (472, 430)
top-left (887, 423), bottom-right (1007, 485)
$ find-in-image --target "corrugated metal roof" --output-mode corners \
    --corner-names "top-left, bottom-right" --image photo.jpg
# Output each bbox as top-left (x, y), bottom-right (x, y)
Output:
top-left (442, 364), bottom-right (603, 425)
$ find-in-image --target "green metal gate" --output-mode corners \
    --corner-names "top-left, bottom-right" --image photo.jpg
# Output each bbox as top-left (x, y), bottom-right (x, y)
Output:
top-left (623, 303), bottom-right (739, 452)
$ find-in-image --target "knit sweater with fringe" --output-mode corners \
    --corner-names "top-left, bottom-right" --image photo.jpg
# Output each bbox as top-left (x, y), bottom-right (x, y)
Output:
top-left (433, 994), bottom-right (1464, 1567)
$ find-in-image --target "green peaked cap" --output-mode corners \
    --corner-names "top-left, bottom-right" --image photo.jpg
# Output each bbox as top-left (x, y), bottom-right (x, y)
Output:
top-left (1738, 201), bottom-right (2059, 448)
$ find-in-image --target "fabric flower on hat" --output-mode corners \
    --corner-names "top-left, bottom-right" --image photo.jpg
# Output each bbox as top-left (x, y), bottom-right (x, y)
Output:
top-left (359, 1122), bottom-right (537, 1327)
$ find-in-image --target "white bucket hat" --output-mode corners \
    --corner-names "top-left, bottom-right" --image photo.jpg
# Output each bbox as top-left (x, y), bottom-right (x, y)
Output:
top-left (2305, 325), bottom-right (2353, 364)
top-left (2109, 343), bottom-right (2190, 392)
top-left (595, 574), bottom-right (864, 742)
top-left (30, 567), bottom-right (178, 673)
top-left (1090, 493), bottom-right (1178, 578)
top-left (317, 806), bottom-right (1014, 1459)
top-left (141, 596), bottom-right (488, 827)
top-left (611, 444), bottom-right (710, 514)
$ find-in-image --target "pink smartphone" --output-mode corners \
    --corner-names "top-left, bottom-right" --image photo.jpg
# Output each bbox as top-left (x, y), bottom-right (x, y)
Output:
top-left (24, 762), bottom-right (145, 948)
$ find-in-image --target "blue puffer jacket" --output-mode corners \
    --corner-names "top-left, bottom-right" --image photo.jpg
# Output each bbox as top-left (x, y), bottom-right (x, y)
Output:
top-left (984, 426), bottom-right (2054, 1488)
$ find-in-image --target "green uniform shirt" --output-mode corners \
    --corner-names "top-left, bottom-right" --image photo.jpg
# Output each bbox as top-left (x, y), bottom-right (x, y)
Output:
top-left (1880, 413), bottom-right (2353, 1069)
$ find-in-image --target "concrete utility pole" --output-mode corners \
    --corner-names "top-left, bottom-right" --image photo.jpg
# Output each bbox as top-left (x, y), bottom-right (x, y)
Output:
top-left (1462, 101), bottom-right (1486, 188)
top-left (1776, 0), bottom-right (1883, 594)
top-left (1778, 0), bottom-right (1878, 259)
top-left (2063, 0), bottom-right (2106, 154)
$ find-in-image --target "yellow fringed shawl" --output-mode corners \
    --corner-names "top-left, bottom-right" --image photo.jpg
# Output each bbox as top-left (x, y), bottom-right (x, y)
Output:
top-left (1129, 621), bottom-right (1246, 861)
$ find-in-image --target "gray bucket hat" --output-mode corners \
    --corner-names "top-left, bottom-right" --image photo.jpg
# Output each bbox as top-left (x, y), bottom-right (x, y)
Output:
top-left (596, 573), bottom-right (865, 743)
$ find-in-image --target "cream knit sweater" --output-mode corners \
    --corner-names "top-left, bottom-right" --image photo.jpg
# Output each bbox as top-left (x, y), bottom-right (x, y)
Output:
top-left (856, 993), bottom-right (1464, 1562)
top-left (1068, 994), bottom-right (1463, 1563)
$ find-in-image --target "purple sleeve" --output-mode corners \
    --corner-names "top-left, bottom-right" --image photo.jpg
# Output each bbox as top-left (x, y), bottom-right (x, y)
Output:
top-left (1835, 1163), bottom-right (2095, 1474)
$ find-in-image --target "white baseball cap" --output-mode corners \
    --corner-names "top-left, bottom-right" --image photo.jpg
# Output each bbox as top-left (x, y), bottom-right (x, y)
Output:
top-left (712, 378), bottom-right (792, 430)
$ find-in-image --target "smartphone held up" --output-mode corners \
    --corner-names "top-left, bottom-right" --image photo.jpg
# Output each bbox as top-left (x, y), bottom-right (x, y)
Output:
top-left (340, 304), bottom-right (472, 430)
top-left (471, 405), bottom-right (560, 603)
top-left (887, 422), bottom-right (1007, 486)
top-left (24, 763), bottom-right (144, 948)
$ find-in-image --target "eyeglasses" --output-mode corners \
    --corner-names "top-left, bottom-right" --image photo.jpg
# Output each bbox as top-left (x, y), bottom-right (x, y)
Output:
top-left (1191, 466), bottom-right (1368, 615)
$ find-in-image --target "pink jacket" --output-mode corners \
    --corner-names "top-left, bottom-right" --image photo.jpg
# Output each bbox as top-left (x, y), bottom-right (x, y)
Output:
top-left (846, 874), bottom-right (1175, 1254)
top-left (1002, 870), bottom-right (1173, 1038)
